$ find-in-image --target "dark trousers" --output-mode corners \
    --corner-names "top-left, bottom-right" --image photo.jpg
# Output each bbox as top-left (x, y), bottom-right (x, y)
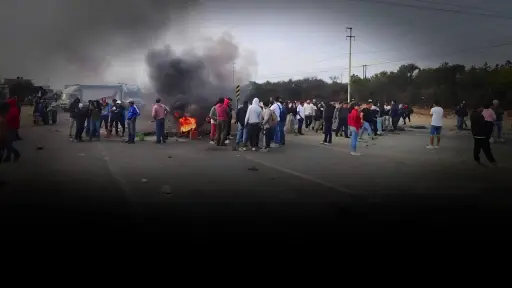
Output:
top-left (3, 130), bottom-right (21, 161)
top-left (100, 115), bottom-right (110, 129)
top-left (297, 118), bottom-right (304, 134)
top-left (391, 117), bottom-right (400, 131)
top-left (279, 121), bottom-right (285, 144)
top-left (305, 115), bottom-right (313, 128)
top-left (474, 137), bottom-right (496, 163)
top-left (264, 127), bottom-right (274, 148)
top-left (226, 118), bottom-right (232, 137)
top-left (75, 119), bottom-right (85, 140)
top-left (85, 117), bottom-right (91, 136)
top-left (247, 123), bottom-right (261, 148)
top-left (216, 120), bottom-right (228, 146)
top-left (335, 118), bottom-right (348, 137)
top-left (109, 119), bottom-right (125, 135)
top-left (155, 118), bottom-right (166, 143)
top-left (323, 121), bottom-right (333, 143)
top-left (371, 120), bottom-right (378, 136)
top-left (127, 118), bottom-right (137, 142)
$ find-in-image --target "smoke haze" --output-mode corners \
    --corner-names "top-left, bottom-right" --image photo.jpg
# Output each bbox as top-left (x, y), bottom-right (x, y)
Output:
top-left (0, 0), bottom-right (197, 87)
top-left (145, 32), bottom-right (257, 116)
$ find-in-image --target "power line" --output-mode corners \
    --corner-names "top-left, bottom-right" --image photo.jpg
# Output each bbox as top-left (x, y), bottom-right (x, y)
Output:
top-left (345, 0), bottom-right (512, 20)
top-left (255, 40), bottom-right (512, 80)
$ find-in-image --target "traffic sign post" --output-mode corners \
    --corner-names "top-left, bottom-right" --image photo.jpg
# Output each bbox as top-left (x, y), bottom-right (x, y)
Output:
top-left (235, 85), bottom-right (240, 110)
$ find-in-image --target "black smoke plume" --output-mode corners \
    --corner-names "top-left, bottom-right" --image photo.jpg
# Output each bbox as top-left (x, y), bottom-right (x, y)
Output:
top-left (145, 33), bottom-right (256, 120)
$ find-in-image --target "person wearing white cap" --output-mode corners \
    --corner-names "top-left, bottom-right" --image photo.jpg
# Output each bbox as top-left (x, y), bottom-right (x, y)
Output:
top-left (491, 100), bottom-right (505, 143)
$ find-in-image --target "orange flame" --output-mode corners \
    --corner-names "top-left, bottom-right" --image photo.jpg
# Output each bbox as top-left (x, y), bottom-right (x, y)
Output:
top-left (179, 116), bottom-right (197, 133)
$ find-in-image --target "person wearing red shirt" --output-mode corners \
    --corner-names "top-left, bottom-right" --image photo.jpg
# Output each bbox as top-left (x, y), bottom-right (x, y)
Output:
top-left (347, 102), bottom-right (362, 156)
top-left (215, 97), bottom-right (230, 146)
top-left (4, 97), bottom-right (21, 162)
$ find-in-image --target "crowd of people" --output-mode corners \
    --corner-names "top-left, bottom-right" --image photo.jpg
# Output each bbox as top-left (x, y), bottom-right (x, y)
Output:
top-left (67, 97), bottom-right (140, 143)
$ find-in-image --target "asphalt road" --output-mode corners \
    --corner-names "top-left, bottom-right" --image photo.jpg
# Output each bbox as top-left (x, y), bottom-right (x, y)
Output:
top-left (1, 115), bottom-right (511, 240)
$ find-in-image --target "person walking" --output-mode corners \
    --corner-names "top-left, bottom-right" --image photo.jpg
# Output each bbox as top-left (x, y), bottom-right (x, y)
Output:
top-left (321, 102), bottom-right (335, 145)
top-left (152, 98), bottom-right (169, 144)
top-left (126, 99), bottom-right (140, 144)
top-left (348, 103), bottom-right (362, 156)
top-left (359, 101), bottom-right (375, 141)
top-left (208, 99), bottom-right (221, 144)
top-left (261, 100), bottom-right (277, 152)
top-left (382, 101), bottom-right (391, 131)
top-left (3, 97), bottom-right (21, 163)
top-left (68, 97), bottom-right (80, 138)
top-left (334, 102), bottom-right (349, 138)
top-left (470, 104), bottom-right (497, 166)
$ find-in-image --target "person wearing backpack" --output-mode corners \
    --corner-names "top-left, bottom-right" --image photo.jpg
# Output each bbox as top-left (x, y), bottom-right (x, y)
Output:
top-left (274, 96), bottom-right (287, 145)
top-left (270, 98), bottom-right (282, 147)
top-left (261, 100), bottom-right (277, 152)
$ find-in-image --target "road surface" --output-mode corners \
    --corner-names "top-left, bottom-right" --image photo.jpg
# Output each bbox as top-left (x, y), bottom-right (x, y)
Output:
top-left (1, 113), bottom-right (511, 240)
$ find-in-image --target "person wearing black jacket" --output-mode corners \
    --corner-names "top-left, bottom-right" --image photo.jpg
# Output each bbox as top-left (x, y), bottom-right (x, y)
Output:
top-left (359, 101), bottom-right (375, 140)
top-left (313, 103), bottom-right (323, 133)
top-left (470, 105), bottom-right (496, 165)
top-left (455, 102), bottom-right (468, 131)
top-left (68, 97), bottom-right (80, 138)
top-left (321, 103), bottom-right (335, 145)
top-left (74, 103), bottom-right (89, 142)
top-left (109, 100), bottom-right (125, 137)
top-left (235, 100), bottom-right (249, 147)
top-left (334, 102), bottom-right (350, 138)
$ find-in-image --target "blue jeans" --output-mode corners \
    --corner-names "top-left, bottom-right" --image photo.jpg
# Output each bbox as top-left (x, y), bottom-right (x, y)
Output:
top-left (236, 123), bottom-right (248, 145)
top-left (456, 116), bottom-right (464, 130)
top-left (89, 120), bottom-right (100, 140)
top-left (359, 122), bottom-right (373, 139)
top-left (377, 118), bottom-right (383, 133)
top-left (279, 121), bottom-right (285, 144)
top-left (494, 121), bottom-right (503, 139)
top-left (155, 118), bottom-right (165, 143)
top-left (273, 123), bottom-right (281, 144)
top-left (349, 126), bottom-right (358, 152)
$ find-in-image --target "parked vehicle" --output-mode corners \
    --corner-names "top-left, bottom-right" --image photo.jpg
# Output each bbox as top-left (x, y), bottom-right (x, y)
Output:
top-left (60, 84), bottom-right (124, 111)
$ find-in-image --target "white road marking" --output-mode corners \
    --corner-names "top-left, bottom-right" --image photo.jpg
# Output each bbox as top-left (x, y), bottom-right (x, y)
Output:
top-left (242, 154), bottom-right (355, 195)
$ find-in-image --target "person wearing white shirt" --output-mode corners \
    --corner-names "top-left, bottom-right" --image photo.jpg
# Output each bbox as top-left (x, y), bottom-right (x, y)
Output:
top-left (270, 100), bottom-right (282, 147)
top-left (296, 102), bottom-right (305, 135)
top-left (303, 100), bottom-right (314, 130)
top-left (427, 102), bottom-right (443, 149)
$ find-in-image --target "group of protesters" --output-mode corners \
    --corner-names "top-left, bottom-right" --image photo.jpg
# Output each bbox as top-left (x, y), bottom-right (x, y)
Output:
top-left (0, 96), bottom-right (22, 164)
top-left (67, 97), bottom-right (140, 144)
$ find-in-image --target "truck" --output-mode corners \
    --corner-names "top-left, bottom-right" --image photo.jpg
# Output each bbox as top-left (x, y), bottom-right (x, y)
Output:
top-left (59, 84), bottom-right (124, 112)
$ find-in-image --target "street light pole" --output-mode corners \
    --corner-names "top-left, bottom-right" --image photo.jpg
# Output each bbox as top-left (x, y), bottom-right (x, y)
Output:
top-left (346, 27), bottom-right (355, 103)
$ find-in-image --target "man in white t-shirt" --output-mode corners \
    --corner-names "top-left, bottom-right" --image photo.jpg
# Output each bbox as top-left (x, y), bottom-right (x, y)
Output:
top-left (427, 102), bottom-right (443, 149)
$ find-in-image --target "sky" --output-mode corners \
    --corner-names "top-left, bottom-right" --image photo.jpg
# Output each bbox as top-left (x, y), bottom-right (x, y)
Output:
top-left (1, 0), bottom-right (511, 89)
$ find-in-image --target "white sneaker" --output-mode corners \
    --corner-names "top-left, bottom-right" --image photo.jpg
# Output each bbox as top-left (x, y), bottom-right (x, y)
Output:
top-left (270, 143), bottom-right (279, 148)
top-left (209, 141), bottom-right (215, 144)
top-left (320, 142), bottom-right (327, 145)
top-left (251, 148), bottom-right (257, 151)
top-left (350, 152), bottom-right (361, 156)
top-left (224, 140), bottom-right (230, 144)
top-left (260, 148), bottom-right (269, 152)
top-left (426, 145), bottom-right (435, 149)
top-left (239, 147), bottom-right (247, 151)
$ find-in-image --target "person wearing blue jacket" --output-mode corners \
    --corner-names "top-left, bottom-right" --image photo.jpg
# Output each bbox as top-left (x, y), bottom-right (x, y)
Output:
top-left (390, 100), bottom-right (400, 132)
top-left (126, 99), bottom-right (140, 144)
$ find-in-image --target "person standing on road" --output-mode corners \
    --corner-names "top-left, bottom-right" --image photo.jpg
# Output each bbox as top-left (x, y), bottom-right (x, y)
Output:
top-left (321, 102), bottom-right (335, 145)
top-left (74, 103), bottom-right (88, 142)
top-left (382, 101), bottom-right (391, 131)
top-left (426, 101), bottom-right (444, 149)
top-left (126, 99), bottom-right (140, 144)
top-left (99, 97), bottom-right (111, 132)
top-left (261, 100), bottom-right (276, 152)
top-left (152, 98), bottom-right (169, 144)
top-left (269, 98), bottom-right (282, 147)
top-left (3, 97), bottom-right (21, 163)
top-left (455, 102), bottom-right (468, 131)
top-left (235, 100), bottom-right (249, 149)
top-left (245, 98), bottom-right (263, 151)
top-left (68, 97), bottom-right (80, 138)
top-left (470, 104), bottom-right (497, 166)
top-left (88, 101), bottom-right (102, 141)
top-left (359, 101), bottom-right (375, 141)
top-left (390, 100), bottom-right (400, 132)
top-left (370, 100), bottom-right (380, 136)
top-left (215, 97), bottom-right (230, 147)
top-left (0, 102), bottom-right (10, 166)
top-left (303, 100), bottom-right (314, 131)
top-left (334, 102), bottom-right (349, 138)
top-left (348, 102), bottom-right (362, 156)
top-left (296, 101), bottom-right (305, 135)
top-left (491, 100), bottom-right (505, 143)
top-left (208, 99), bottom-right (221, 144)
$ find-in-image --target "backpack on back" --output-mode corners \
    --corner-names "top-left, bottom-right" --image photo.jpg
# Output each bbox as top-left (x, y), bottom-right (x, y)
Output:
top-left (270, 110), bottom-right (278, 127)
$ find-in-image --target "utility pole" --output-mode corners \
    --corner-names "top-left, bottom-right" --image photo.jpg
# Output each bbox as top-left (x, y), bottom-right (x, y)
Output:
top-left (346, 27), bottom-right (355, 103)
top-left (362, 65), bottom-right (367, 79)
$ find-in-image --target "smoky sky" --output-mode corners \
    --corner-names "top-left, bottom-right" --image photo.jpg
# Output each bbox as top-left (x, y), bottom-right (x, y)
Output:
top-left (0, 0), bottom-right (197, 85)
